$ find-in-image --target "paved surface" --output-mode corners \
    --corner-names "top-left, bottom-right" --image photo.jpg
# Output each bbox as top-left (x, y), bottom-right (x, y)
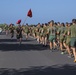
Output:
top-left (0, 32), bottom-right (76, 75)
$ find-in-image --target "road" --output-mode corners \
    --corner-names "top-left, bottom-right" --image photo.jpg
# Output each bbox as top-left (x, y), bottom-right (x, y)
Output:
top-left (0, 32), bottom-right (76, 75)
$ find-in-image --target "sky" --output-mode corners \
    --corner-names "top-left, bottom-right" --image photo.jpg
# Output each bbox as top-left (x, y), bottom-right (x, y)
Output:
top-left (0, 0), bottom-right (76, 25)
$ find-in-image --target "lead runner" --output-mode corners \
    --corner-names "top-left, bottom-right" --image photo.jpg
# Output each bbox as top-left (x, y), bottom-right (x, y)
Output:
top-left (16, 20), bottom-right (23, 45)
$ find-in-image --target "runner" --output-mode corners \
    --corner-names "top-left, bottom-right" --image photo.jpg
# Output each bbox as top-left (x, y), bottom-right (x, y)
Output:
top-left (64, 23), bottom-right (72, 57)
top-left (42, 23), bottom-right (48, 46)
top-left (9, 23), bottom-right (15, 39)
top-left (4, 24), bottom-right (9, 35)
top-left (56, 22), bottom-right (61, 50)
top-left (24, 23), bottom-right (29, 40)
top-left (16, 24), bottom-right (23, 45)
top-left (68, 19), bottom-right (76, 62)
top-left (32, 25), bottom-right (36, 38)
top-left (35, 23), bottom-right (41, 43)
top-left (57, 23), bottom-right (66, 54)
top-left (48, 20), bottom-right (57, 51)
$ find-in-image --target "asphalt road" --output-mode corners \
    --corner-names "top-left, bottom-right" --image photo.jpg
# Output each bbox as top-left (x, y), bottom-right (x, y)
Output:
top-left (0, 32), bottom-right (76, 75)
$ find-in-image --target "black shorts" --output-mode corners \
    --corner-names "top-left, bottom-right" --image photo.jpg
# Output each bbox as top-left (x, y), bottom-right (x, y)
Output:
top-left (16, 34), bottom-right (22, 39)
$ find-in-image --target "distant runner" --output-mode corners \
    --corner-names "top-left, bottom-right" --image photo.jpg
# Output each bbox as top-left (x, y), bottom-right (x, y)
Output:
top-left (9, 24), bottom-right (15, 39)
top-left (16, 25), bottom-right (23, 45)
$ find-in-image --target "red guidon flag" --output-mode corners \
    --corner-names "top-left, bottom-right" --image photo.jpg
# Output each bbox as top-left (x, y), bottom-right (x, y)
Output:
top-left (27, 9), bottom-right (32, 18)
top-left (16, 19), bottom-right (21, 24)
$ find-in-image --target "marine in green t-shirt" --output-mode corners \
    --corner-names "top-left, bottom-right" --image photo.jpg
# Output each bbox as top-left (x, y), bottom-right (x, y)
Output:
top-left (57, 23), bottom-right (65, 43)
top-left (24, 25), bottom-right (29, 34)
top-left (68, 19), bottom-right (76, 63)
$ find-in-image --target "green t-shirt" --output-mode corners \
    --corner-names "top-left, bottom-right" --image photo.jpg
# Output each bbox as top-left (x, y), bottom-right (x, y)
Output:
top-left (24, 26), bottom-right (29, 33)
top-left (4, 25), bottom-right (8, 30)
top-left (32, 27), bottom-right (36, 33)
top-left (58, 26), bottom-right (65, 36)
top-left (56, 26), bottom-right (61, 37)
top-left (57, 26), bottom-right (65, 39)
top-left (42, 26), bottom-right (48, 36)
top-left (64, 27), bottom-right (71, 38)
top-left (35, 27), bottom-right (40, 36)
top-left (69, 24), bottom-right (76, 37)
top-left (43, 27), bottom-right (47, 34)
top-left (9, 26), bottom-right (15, 32)
top-left (48, 26), bottom-right (57, 36)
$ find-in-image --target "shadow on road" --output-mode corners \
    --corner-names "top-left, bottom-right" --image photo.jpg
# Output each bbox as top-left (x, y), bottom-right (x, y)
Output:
top-left (0, 39), bottom-right (34, 42)
top-left (0, 64), bottom-right (76, 75)
top-left (0, 44), bottom-right (49, 51)
top-left (0, 39), bottom-right (49, 51)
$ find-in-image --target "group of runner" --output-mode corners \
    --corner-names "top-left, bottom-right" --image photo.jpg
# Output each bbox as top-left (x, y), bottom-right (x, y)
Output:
top-left (3, 19), bottom-right (76, 63)
top-left (4, 24), bottom-right (23, 44)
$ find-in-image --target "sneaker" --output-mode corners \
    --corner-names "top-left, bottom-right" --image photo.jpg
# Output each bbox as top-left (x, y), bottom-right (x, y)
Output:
top-left (61, 52), bottom-right (64, 55)
top-left (50, 48), bottom-right (53, 52)
top-left (64, 51), bottom-right (68, 54)
top-left (53, 48), bottom-right (56, 50)
top-left (68, 55), bottom-right (72, 58)
top-left (44, 45), bottom-right (47, 47)
top-left (54, 48), bottom-right (58, 51)
top-left (71, 54), bottom-right (74, 58)
top-left (52, 48), bottom-right (56, 52)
